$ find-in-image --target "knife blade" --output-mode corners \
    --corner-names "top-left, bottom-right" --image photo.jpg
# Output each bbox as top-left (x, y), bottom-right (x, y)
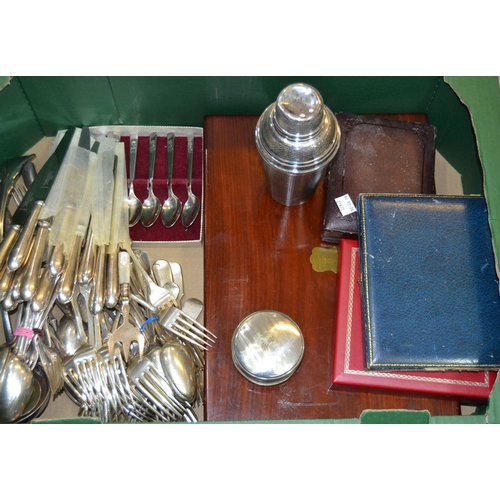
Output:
top-left (14, 127), bottom-right (77, 226)
top-left (0, 127), bottom-right (77, 271)
top-left (0, 154), bottom-right (36, 240)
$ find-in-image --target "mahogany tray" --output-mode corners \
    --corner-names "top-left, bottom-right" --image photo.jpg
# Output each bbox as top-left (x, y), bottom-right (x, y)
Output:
top-left (203, 115), bottom-right (460, 421)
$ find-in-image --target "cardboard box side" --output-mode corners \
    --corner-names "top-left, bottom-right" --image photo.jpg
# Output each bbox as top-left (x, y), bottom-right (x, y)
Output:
top-left (17, 76), bottom-right (444, 136)
top-left (5, 77), bottom-right (483, 199)
top-left (0, 78), bottom-right (44, 164)
top-left (444, 77), bottom-right (500, 282)
top-left (428, 78), bottom-right (484, 195)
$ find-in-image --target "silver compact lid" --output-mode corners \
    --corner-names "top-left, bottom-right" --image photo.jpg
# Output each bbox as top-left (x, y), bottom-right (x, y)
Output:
top-left (231, 310), bottom-right (304, 386)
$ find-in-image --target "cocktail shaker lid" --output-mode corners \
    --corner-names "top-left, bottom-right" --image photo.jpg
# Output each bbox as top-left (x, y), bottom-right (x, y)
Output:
top-left (255, 83), bottom-right (341, 173)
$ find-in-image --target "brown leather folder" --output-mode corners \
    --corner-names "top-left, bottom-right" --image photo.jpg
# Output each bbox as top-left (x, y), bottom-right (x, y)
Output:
top-left (321, 113), bottom-right (436, 243)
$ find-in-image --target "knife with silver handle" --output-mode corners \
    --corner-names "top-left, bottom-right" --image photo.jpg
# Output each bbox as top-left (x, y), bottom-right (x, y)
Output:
top-left (105, 155), bottom-right (120, 309)
top-left (19, 220), bottom-right (50, 302)
top-left (0, 226), bottom-right (22, 269)
top-left (106, 146), bottom-right (126, 309)
top-left (47, 202), bottom-right (76, 277)
top-left (90, 244), bottom-right (106, 315)
top-left (58, 134), bottom-right (98, 303)
top-left (0, 266), bottom-right (14, 303)
top-left (5, 200), bottom-right (44, 272)
top-left (57, 232), bottom-right (84, 304)
top-left (2, 259), bottom-right (30, 310)
top-left (31, 266), bottom-right (59, 313)
top-left (105, 251), bottom-right (118, 309)
top-left (78, 226), bottom-right (95, 285)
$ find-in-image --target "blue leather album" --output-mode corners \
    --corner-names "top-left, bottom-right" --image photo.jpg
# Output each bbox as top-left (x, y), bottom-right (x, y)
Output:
top-left (357, 194), bottom-right (500, 371)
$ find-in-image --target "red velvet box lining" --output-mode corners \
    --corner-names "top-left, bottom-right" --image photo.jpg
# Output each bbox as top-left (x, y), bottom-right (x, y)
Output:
top-left (120, 134), bottom-right (203, 243)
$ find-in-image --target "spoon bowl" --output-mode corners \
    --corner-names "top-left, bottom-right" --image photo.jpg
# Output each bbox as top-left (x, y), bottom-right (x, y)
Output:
top-left (181, 191), bottom-right (201, 229)
top-left (161, 132), bottom-right (182, 228)
top-left (16, 365), bottom-right (51, 423)
top-left (128, 189), bottom-right (143, 227)
top-left (141, 189), bottom-right (161, 228)
top-left (161, 194), bottom-right (181, 228)
top-left (0, 344), bottom-right (35, 423)
top-left (55, 314), bottom-right (86, 358)
top-left (159, 342), bottom-right (197, 404)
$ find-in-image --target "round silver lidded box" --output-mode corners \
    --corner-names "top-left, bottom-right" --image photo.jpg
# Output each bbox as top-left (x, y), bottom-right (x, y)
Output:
top-left (255, 82), bottom-right (341, 206)
top-left (231, 310), bottom-right (305, 386)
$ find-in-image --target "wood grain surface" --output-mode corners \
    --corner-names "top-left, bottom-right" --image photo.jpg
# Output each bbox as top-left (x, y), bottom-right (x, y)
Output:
top-left (203, 115), bottom-right (460, 421)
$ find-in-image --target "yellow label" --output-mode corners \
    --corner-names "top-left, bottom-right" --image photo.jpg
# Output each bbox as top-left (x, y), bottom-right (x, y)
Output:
top-left (309, 246), bottom-right (338, 273)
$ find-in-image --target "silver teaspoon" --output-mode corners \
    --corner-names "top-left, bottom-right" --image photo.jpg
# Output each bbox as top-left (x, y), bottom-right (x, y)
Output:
top-left (181, 135), bottom-right (201, 228)
top-left (161, 132), bottom-right (182, 228)
top-left (141, 133), bottom-right (161, 227)
top-left (127, 135), bottom-right (142, 226)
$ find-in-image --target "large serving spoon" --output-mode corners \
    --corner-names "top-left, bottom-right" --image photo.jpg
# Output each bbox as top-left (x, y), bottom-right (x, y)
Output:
top-left (181, 135), bottom-right (201, 228)
top-left (0, 344), bottom-right (35, 423)
top-left (127, 135), bottom-right (142, 227)
top-left (161, 133), bottom-right (181, 228)
top-left (140, 133), bottom-right (161, 227)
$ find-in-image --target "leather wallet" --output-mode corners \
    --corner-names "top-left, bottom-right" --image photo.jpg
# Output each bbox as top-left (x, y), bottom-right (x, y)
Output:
top-left (322, 113), bottom-right (436, 243)
top-left (357, 194), bottom-right (500, 371)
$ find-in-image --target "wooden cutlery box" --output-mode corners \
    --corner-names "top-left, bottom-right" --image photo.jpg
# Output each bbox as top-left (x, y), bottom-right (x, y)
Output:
top-left (89, 125), bottom-right (204, 246)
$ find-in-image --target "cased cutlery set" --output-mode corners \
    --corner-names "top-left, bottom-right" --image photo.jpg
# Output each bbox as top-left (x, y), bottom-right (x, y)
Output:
top-left (130, 131), bottom-right (200, 230)
top-left (0, 126), bottom-right (211, 423)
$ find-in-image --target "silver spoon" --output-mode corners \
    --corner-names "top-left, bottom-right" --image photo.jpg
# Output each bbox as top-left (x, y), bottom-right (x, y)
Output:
top-left (0, 344), bottom-right (35, 423)
top-left (152, 259), bottom-right (173, 287)
top-left (151, 259), bottom-right (180, 302)
top-left (140, 133), bottom-right (161, 227)
top-left (181, 135), bottom-right (201, 228)
top-left (159, 342), bottom-right (197, 404)
top-left (55, 313), bottom-right (87, 358)
top-left (161, 133), bottom-right (182, 228)
top-left (127, 135), bottom-right (142, 226)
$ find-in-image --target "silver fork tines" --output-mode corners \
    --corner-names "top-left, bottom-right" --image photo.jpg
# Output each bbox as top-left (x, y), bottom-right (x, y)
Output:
top-left (128, 357), bottom-right (188, 421)
top-left (159, 306), bottom-right (216, 351)
top-left (63, 345), bottom-right (109, 420)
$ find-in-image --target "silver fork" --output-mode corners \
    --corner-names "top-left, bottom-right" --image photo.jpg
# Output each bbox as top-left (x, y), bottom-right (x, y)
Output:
top-left (127, 355), bottom-right (189, 422)
top-left (128, 249), bottom-right (177, 312)
top-left (34, 335), bottom-right (64, 396)
top-left (63, 344), bottom-right (108, 420)
top-left (96, 345), bottom-right (132, 422)
top-left (158, 305), bottom-right (216, 351)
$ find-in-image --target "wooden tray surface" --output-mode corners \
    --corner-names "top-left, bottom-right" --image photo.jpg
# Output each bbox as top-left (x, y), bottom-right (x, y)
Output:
top-left (203, 115), bottom-right (460, 421)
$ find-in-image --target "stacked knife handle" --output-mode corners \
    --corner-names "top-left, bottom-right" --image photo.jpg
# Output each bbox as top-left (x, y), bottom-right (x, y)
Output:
top-left (0, 127), bottom-right (216, 423)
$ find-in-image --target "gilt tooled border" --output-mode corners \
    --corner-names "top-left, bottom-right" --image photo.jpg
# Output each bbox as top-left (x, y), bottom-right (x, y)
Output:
top-left (346, 245), bottom-right (490, 386)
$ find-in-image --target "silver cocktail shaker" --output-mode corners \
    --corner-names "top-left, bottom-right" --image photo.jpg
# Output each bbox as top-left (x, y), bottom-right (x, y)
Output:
top-left (255, 83), bottom-right (341, 206)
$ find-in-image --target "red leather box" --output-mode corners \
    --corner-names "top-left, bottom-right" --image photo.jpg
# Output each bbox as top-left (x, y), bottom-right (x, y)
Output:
top-left (331, 238), bottom-right (496, 401)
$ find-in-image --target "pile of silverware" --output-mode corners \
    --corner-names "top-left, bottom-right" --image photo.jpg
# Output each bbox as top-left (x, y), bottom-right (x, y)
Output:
top-left (0, 127), bottom-right (214, 423)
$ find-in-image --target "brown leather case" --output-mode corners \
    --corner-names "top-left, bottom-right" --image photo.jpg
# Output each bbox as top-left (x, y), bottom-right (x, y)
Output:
top-left (321, 113), bottom-right (436, 243)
